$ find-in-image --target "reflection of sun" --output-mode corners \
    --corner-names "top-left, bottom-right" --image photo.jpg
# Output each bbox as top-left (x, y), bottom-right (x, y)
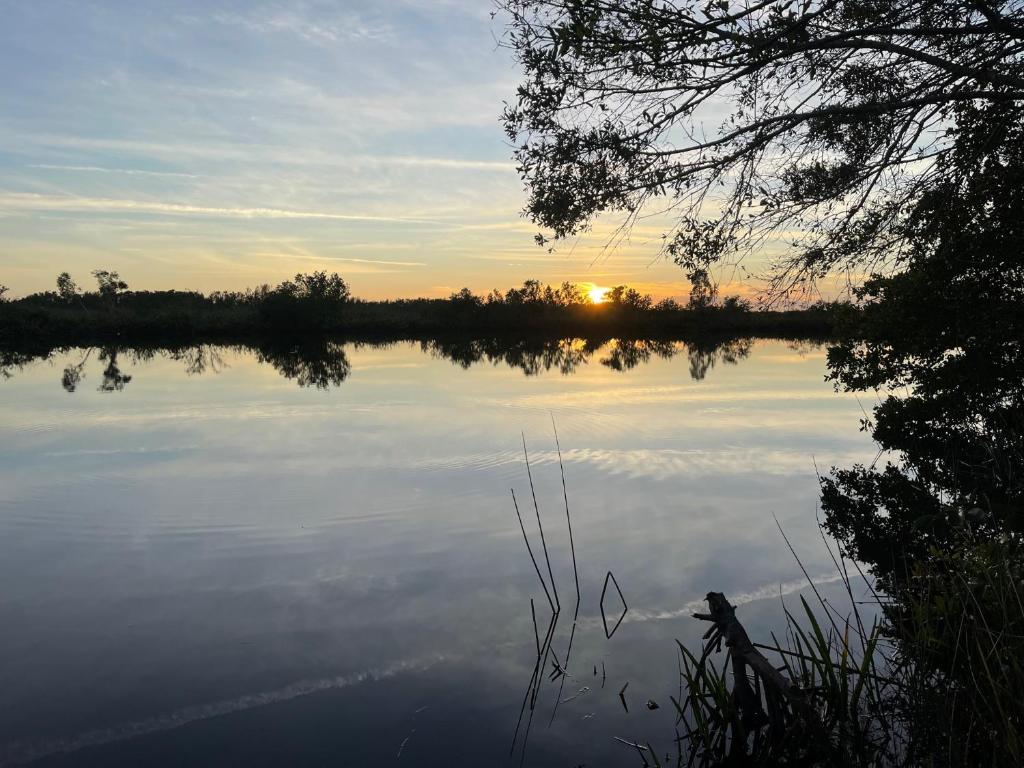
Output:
top-left (588, 285), bottom-right (609, 304)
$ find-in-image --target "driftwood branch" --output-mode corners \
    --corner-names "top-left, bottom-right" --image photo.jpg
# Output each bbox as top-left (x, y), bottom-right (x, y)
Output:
top-left (692, 591), bottom-right (824, 755)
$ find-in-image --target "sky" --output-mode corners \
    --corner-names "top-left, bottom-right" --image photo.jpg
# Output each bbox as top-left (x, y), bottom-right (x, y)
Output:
top-left (0, 0), bottom-right (754, 300)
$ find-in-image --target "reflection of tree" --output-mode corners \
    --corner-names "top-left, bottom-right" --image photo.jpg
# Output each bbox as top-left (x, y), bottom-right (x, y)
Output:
top-left (422, 337), bottom-right (601, 377)
top-left (2, 349), bottom-right (46, 381)
top-left (6, 342), bottom-right (350, 391)
top-left (686, 338), bottom-right (752, 381)
top-left (424, 336), bottom-right (755, 380)
top-left (54, 346), bottom-right (224, 392)
top-left (785, 340), bottom-right (823, 357)
top-left (11, 335), bottom-right (764, 392)
top-left (97, 348), bottom-right (132, 392)
top-left (167, 345), bottom-right (226, 376)
top-left (61, 349), bottom-right (93, 393)
top-left (254, 341), bottom-right (351, 389)
top-left (600, 339), bottom-right (680, 371)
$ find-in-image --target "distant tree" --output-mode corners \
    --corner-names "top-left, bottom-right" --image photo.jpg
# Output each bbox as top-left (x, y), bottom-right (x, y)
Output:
top-left (606, 285), bottom-right (653, 310)
top-left (606, 285), bottom-right (627, 305)
top-left (92, 270), bottom-right (128, 299)
top-left (0, 285), bottom-right (8, 302)
top-left (289, 271), bottom-right (350, 302)
top-left (556, 281), bottom-right (586, 306)
top-left (501, 0), bottom-right (1024, 295)
top-left (721, 295), bottom-right (752, 313)
top-left (688, 270), bottom-right (717, 310)
top-left (623, 287), bottom-right (653, 311)
top-left (449, 287), bottom-right (483, 306)
top-left (256, 272), bottom-right (350, 329)
top-left (505, 279), bottom-right (545, 304)
top-left (56, 272), bottom-right (80, 303)
top-left (654, 297), bottom-right (683, 312)
top-left (521, 279), bottom-right (543, 303)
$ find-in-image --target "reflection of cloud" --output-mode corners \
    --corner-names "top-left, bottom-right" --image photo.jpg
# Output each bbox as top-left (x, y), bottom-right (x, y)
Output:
top-left (415, 447), bottom-right (864, 481)
top-left (2, 656), bottom-right (443, 766)
top-left (507, 385), bottom-right (858, 409)
top-left (613, 572), bottom-right (850, 626)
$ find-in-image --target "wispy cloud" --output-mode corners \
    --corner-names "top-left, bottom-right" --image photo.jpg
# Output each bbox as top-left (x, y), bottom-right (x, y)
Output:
top-left (364, 156), bottom-right (515, 172)
top-left (29, 164), bottom-right (200, 179)
top-left (198, 8), bottom-right (395, 45)
top-left (0, 192), bottom-right (440, 225)
top-left (0, 1), bottom-right (737, 297)
top-left (320, 256), bottom-right (427, 267)
top-left (252, 253), bottom-right (428, 268)
top-left (15, 134), bottom-right (514, 173)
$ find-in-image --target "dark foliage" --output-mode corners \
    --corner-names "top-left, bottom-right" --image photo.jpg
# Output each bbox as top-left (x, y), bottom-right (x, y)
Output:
top-left (0, 272), bottom-right (838, 347)
top-left (501, 0), bottom-right (1024, 295)
top-left (822, 106), bottom-right (1024, 581)
top-left (812, 89), bottom-right (1024, 766)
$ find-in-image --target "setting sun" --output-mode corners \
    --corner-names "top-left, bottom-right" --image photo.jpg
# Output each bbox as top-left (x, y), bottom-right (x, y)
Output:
top-left (588, 285), bottom-right (610, 304)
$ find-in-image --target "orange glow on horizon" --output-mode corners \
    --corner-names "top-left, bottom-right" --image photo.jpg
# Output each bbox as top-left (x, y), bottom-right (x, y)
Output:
top-left (588, 285), bottom-right (610, 304)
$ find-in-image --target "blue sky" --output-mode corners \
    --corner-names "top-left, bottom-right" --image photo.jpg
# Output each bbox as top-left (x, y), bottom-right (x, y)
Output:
top-left (1, 0), bottom-right (702, 299)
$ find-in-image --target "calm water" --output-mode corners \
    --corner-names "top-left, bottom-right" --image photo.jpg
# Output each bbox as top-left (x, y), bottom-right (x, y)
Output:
top-left (0, 339), bottom-right (874, 766)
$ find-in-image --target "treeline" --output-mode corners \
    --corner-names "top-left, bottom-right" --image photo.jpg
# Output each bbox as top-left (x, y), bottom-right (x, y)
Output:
top-left (0, 270), bottom-right (843, 345)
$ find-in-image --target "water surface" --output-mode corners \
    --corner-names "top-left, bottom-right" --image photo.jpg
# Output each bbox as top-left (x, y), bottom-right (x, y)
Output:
top-left (0, 338), bottom-right (874, 766)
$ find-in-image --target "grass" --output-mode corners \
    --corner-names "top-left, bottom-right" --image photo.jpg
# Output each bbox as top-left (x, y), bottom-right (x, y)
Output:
top-left (668, 532), bottom-right (1024, 767)
top-left (504, 434), bottom-right (1023, 767)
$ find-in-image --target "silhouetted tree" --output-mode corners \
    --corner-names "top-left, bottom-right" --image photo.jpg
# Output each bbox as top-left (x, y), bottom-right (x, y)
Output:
top-left (256, 271), bottom-right (351, 329)
top-left (56, 272), bottom-right (80, 303)
top-left (290, 271), bottom-right (351, 302)
top-left (721, 296), bottom-right (751, 313)
top-left (607, 285), bottom-right (653, 310)
top-left (687, 270), bottom-right (717, 309)
top-left (502, 0), bottom-right (1024, 294)
top-left (449, 287), bottom-right (484, 306)
top-left (92, 270), bottom-right (128, 299)
top-left (822, 107), bottom-right (1024, 577)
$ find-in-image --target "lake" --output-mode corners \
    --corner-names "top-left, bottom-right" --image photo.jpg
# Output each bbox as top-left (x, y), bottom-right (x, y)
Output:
top-left (0, 338), bottom-right (875, 766)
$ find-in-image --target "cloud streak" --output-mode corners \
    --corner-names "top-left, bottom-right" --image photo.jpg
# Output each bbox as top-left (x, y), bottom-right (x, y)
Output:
top-left (28, 164), bottom-right (200, 179)
top-left (0, 193), bottom-right (440, 225)
top-left (15, 134), bottom-right (514, 173)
